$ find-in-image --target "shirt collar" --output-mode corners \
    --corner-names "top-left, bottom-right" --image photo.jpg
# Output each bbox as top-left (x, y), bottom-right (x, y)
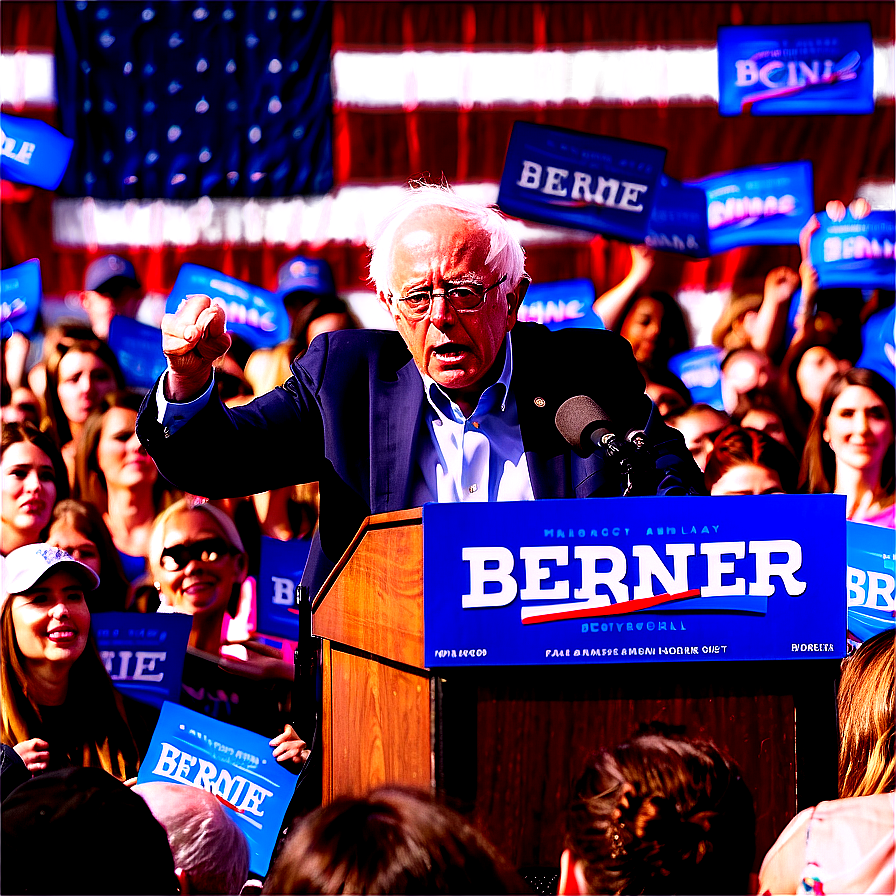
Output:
top-left (422, 331), bottom-right (514, 421)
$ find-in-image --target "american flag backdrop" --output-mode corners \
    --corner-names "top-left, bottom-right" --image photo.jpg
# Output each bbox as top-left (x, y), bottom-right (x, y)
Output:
top-left (1, 1), bottom-right (894, 334)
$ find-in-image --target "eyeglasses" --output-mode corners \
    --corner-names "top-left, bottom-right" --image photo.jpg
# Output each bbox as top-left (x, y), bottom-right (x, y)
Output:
top-left (392, 275), bottom-right (508, 321)
top-left (159, 537), bottom-right (234, 572)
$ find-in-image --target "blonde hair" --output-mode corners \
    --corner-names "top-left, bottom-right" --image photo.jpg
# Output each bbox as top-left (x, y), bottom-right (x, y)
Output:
top-left (147, 498), bottom-right (245, 582)
top-left (0, 596), bottom-right (140, 780)
top-left (837, 631), bottom-right (895, 798)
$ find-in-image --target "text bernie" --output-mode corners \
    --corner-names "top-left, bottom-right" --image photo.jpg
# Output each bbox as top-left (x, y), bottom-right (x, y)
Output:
top-left (151, 743), bottom-right (273, 817)
top-left (516, 161), bottom-right (649, 213)
top-left (462, 539), bottom-right (806, 608)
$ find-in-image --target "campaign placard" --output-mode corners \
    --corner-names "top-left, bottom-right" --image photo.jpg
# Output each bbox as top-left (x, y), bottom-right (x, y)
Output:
top-left (718, 23), bottom-right (874, 117)
top-left (688, 161), bottom-right (814, 254)
top-left (1, 259), bottom-right (41, 339)
top-left (857, 306), bottom-right (895, 387)
top-left (256, 536), bottom-right (312, 640)
top-left (809, 210), bottom-right (895, 290)
top-left (107, 316), bottom-right (168, 390)
top-left (846, 521), bottom-right (895, 644)
top-left (668, 346), bottom-right (725, 410)
top-left (0, 113), bottom-right (74, 190)
top-left (92, 611), bottom-right (192, 708)
top-left (645, 175), bottom-right (710, 258)
top-left (517, 279), bottom-right (602, 330)
top-left (167, 264), bottom-right (290, 350)
top-left (423, 495), bottom-right (846, 666)
top-left (498, 121), bottom-right (667, 243)
top-left (138, 701), bottom-right (296, 876)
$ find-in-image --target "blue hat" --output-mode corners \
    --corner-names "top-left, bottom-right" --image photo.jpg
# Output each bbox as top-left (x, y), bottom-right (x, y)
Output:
top-left (277, 256), bottom-right (335, 299)
top-left (84, 254), bottom-right (140, 293)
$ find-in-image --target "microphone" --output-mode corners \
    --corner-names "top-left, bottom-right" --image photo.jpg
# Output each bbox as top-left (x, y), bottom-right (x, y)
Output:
top-left (554, 396), bottom-right (633, 460)
top-left (555, 396), bottom-right (656, 495)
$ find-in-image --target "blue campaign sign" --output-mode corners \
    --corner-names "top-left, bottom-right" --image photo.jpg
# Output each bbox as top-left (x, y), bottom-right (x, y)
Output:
top-left (92, 611), bottom-right (192, 708)
top-left (107, 316), bottom-right (168, 390)
top-left (1, 259), bottom-right (41, 339)
top-left (645, 175), bottom-right (710, 258)
top-left (846, 521), bottom-right (895, 644)
top-left (498, 121), bottom-right (667, 243)
top-left (668, 346), bottom-right (724, 410)
top-left (0, 113), bottom-right (74, 190)
top-left (138, 701), bottom-right (296, 876)
top-left (517, 279), bottom-right (602, 330)
top-left (422, 495), bottom-right (846, 667)
top-left (167, 264), bottom-right (290, 350)
top-left (688, 161), bottom-right (814, 254)
top-left (809, 210), bottom-right (895, 290)
top-left (256, 536), bottom-right (312, 640)
top-left (858, 306), bottom-right (895, 387)
top-left (718, 23), bottom-right (874, 117)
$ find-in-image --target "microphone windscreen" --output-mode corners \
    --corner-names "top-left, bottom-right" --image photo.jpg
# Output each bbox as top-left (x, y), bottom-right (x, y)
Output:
top-left (555, 395), bottom-right (611, 455)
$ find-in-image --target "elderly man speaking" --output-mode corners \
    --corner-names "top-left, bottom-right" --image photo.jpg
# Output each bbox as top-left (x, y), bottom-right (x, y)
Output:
top-left (137, 185), bottom-right (702, 596)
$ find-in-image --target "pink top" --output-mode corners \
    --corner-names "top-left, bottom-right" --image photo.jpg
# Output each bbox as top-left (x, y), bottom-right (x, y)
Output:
top-left (849, 504), bottom-right (896, 529)
top-left (759, 792), bottom-right (895, 895)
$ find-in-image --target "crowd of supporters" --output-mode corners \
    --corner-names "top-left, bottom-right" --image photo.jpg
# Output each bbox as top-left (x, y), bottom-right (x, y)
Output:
top-left (1, 191), bottom-right (893, 893)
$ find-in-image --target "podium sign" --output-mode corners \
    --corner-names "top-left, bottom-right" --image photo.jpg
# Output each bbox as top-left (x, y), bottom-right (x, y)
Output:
top-left (423, 495), bottom-right (846, 666)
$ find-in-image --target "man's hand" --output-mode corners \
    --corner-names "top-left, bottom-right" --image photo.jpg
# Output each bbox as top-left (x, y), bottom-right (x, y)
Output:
top-left (14, 737), bottom-right (49, 772)
top-left (161, 294), bottom-right (231, 401)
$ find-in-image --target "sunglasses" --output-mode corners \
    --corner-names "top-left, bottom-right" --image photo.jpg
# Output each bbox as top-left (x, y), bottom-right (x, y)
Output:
top-left (159, 537), bottom-right (234, 572)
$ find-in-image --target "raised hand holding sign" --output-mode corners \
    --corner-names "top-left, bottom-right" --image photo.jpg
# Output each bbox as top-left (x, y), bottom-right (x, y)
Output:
top-left (161, 294), bottom-right (232, 401)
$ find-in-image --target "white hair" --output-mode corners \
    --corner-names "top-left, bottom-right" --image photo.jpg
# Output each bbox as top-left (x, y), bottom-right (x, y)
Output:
top-left (134, 783), bottom-right (250, 895)
top-left (368, 182), bottom-right (527, 298)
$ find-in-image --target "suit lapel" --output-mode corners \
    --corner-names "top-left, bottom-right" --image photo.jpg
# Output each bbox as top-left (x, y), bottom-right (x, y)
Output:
top-left (371, 357), bottom-right (425, 511)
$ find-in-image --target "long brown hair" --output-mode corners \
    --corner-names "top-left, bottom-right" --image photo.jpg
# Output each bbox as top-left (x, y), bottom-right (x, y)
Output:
top-left (0, 594), bottom-right (141, 780)
top-left (41, 335), bottom-right (124, 446)
top-left (838, 631), bottom-right (895, 798)
top-left (799, 368), bottom-right (896, 496)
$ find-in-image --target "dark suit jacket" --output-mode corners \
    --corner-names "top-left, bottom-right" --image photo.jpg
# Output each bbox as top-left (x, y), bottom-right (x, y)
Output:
top-left (137, 321), bottom-right (703, 595)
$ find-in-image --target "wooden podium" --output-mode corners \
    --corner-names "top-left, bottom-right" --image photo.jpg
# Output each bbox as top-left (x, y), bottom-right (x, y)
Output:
top-left (311, 508), bottom-right (840, 869)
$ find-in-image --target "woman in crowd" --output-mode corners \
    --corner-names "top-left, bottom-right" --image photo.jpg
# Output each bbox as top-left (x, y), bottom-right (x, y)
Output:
top-left (74, 391), bottom-right (176, 582)
top-left (704, 425), bottom-right (798, 496)
top-left (758, 630), bottom-right (894, 894)
top-left (40, 333), bottom-right (124, 485)
top-left (263, 786), bottom-right (526, 894)
top-left (560, 726), bottom-right (755, 895)
top-left (1, 422), bottom-right (68, 557)
top-left (800, 369), bottom-right (895, 527)
top-left (47, 499), bottom-right (131, 614)
top-left (147, 499), bottom-right (305, 760)
top-left (0, 543), bottom-right (142, 780)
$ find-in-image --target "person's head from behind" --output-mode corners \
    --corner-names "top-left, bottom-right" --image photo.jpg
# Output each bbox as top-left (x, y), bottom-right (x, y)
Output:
top-left (1, 421), bottom-right (69, 554)
top-left (47, 499), bottom-right (131, 613)
top-left (561, 727), bottom-right (755, 895)
top-left (704, 425), bottom-right (797, 495)
top-left (668, 404), bottom-right (730, 471)
top-left (80, 254), bottom-right (143, 340)
top-left (263, 786), bottom-right (525, 894)
top-left (370, 183), bottom-right (529, 417)
top-left (1, 766), bottom-right (178, 895)
top-left (837, 630), bottom-right (894, 799)
top-left (619, 291), bottom-right (690, 371)
top-left (43, 335), bottom-right (124, 445)
top-left (134, 781), bottom-right (250, 895)
top-left (731, 392), bottom-right (797, 456)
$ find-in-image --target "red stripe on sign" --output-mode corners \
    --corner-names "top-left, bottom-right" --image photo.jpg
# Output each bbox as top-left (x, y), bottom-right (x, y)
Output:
top-left (521, 588), bottom-right (701, 625)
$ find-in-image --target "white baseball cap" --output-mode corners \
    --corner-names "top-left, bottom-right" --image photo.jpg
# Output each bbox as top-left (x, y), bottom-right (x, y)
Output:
top-left (2, 544), bottom-right (100, 607)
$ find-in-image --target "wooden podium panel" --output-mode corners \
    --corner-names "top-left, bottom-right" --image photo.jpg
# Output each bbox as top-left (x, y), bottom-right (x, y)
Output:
top-left (321, 641), bottom-right (432, 803)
